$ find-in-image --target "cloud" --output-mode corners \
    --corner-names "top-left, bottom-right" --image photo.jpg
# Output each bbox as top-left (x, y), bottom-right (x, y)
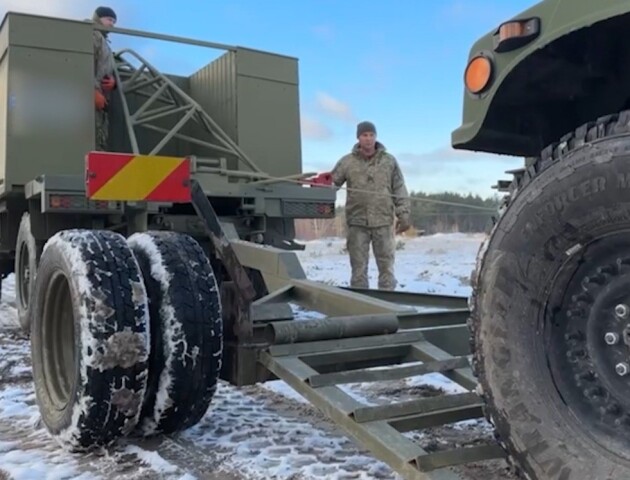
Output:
top-left (315, 92), bottom-right (357, 123)
top-left (398, 146), bottom-right (516, 170)
top-left (301, 115), bottom-right (334, 141)
top-left (311, 24), bottom-right (335, 42)
top-left (395, 145), bottom-right (522, 197)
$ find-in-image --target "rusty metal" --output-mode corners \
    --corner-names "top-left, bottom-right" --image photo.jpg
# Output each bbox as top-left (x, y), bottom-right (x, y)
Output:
top-left (264, 313), bottom-right (399, 344)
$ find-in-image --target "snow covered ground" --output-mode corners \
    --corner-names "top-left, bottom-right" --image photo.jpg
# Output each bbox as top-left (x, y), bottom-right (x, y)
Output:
top-left (298, 232), bottom-right (480, 295)
top-left (0, 233), bottom-right (517, 480)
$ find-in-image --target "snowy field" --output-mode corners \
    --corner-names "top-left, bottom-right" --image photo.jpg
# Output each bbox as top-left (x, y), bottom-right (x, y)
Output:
top-left (0, 233), bottom-right (517, 480)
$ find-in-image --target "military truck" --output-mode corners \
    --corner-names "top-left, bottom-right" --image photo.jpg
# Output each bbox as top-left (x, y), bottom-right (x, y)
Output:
top-left (0, 11), bottom-right (337, 328)
top-left (1, 8), bottom-right (342, 444)
top-left (452, 0), bottom-right (630, 478)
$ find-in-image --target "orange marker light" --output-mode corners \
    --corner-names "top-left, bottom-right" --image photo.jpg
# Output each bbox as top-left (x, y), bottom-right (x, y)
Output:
top-left (465, 55), bottom-right (492, 94)
top-left (499, 21), bottom-right (525, 42)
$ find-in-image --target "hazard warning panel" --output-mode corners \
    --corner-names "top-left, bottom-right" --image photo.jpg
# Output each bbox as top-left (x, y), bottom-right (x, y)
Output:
top-left (85, 151), bottom-right (191, 202)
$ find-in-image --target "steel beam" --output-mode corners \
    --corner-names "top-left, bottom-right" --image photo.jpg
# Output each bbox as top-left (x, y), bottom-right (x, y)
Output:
top-left (97, 24), bottom-right (238, 51)
top-left (259, 352), bottom-right (466, 480)
top-left (268, 330), bottom-right (425, 357)
top-left (305, 356), bottom-right (471, 387)
top-left (291, 279), bottom-right (415, 316)
top-left (341, 287), bottom-right (469, 309)
top-left (409, 341), bottom-right (477, 391)
top-left (265, 313), bottom-right (399, 344)
top-left (351, 392), bottom-right (482, 423)
top-left (398, 310), bottom-right (468, 329)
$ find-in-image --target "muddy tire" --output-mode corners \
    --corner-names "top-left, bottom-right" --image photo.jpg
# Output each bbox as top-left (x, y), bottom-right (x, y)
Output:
top-left (30, 229), bottom-right (150, 451)
top-left (472, 112), bottom-right (630, 479)
top-left (127, 231), bottom-right (222, 436)
top-left (15, 212), bottom-right (41, 332)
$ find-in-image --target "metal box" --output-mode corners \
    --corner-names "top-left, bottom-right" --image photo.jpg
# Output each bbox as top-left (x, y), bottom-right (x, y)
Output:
top-left (0, 13), bottom-right (95, 196)
top-left (0, 12), bottom-right (304, 197)
top-left (188, 48), bottom-right (302, 178)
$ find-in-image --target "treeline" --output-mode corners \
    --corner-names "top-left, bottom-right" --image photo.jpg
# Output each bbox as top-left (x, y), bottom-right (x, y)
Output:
top-left (407, 191), bottom-right (501, 234)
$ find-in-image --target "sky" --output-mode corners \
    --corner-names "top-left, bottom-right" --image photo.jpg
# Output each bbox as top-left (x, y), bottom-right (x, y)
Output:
top-left (0, 0), bottom-right (538, 198)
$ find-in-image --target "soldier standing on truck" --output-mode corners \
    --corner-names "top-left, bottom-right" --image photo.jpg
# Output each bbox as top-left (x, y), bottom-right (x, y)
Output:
top-left (92, 6), bottom-right (117, 151)
top-left (331, 121), bottom-right (411, 290)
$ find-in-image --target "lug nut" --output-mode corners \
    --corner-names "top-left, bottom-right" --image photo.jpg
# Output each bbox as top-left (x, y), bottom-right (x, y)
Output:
top-left (615, 304), bottom-right (630, 319)
top-left (605, 332), bottom-right (620, 345)
top-left (616, 362), bottom-right (630, 376)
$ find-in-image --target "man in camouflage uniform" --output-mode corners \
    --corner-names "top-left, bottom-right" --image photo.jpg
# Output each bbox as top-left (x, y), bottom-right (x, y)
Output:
top-left (92, 7), bottom-right (117, 151)
top-left (331, 121), bottom-right (411, 290)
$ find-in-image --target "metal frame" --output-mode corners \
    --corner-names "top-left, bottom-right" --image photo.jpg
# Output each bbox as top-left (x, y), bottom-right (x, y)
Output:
top-left (110, 46), bottom-right (334, 202)
top-left (113, 48), bottom-right (260, 172)
top-left (183, 181), bottom-right (504, 479)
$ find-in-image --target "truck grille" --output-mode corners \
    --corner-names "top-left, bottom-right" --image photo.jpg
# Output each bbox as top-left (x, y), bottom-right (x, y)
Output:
top-left (281, 201), bottom-right (335, 218)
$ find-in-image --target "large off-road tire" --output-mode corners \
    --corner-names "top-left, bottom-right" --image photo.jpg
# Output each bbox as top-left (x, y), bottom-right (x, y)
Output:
top-left (15, 212), bottom-right (41, 332)
top-left (30, 229), bottom-right (151, 451)
top-left (472, 111), bottom-right (630, 479)
top-left (127, 231), bottom-right (222, 436)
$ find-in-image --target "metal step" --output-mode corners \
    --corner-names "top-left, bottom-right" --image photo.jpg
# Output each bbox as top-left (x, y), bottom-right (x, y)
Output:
top-left (259, 327), bottom-right (505, 480)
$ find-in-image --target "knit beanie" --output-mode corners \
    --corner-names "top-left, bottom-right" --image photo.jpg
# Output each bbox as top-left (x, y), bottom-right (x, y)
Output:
top-left (356, 121), bottom-right (376, 137)
top-left (94, 6), bottom-right (117, 21)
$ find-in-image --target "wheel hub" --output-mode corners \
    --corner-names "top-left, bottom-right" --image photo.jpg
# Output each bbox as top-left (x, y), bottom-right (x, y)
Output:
top-left (553, 253), bottom-right (630, 433)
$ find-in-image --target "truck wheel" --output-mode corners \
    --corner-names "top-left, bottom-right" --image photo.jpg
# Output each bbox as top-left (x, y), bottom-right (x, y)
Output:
top-left (15, 212), bottom-right (41, 332)
top-left (30, 229), bottom-right (150, 451)
top-left (471, 111), bottom-right (630, 479)
top-left (127, 231), bottom-right (222, 436)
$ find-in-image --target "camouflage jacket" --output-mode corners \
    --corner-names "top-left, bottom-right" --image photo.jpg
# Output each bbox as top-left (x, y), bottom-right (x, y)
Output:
top-left (93, 30), bottom-right (114, 92)
top-left (331, 142), bottom-right (411, 227)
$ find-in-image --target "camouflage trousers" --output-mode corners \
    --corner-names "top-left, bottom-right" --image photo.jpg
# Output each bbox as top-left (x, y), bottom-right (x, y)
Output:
top-left (346, 225), bottom-right (396, 290)
top-left (95, 109), bottom-right (109, 151)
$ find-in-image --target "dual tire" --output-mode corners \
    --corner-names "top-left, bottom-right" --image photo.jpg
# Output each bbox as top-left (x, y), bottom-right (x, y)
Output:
top-left (29, 229), bottom-right (222, 450)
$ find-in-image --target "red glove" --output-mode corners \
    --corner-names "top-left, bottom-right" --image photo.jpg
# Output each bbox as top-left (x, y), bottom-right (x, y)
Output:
top-left (94, 90), bottom-right (107, 110)
top-left (308, 172), bottom-right (333, 186)
top-left (101, 75), bottom-right (116, 92)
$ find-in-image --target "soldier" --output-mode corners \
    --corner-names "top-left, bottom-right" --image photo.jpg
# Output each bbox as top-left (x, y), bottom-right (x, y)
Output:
top-left (331, 121), bottom-right (411, 290)
top-left (92, 6), bottom-right (117, 151)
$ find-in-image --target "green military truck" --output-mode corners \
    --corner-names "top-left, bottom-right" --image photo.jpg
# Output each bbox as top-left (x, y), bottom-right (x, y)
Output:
top-left (0, 11), bottom-right (336, 330)
top-left (453, 0), bottom-right (630, 478)
top-left (0, 9), bottom-right (343, 449)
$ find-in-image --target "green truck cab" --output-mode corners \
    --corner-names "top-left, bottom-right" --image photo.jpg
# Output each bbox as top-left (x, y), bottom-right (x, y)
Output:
top-left (452, 0), bottom-right (630, 157)
top-left (453, 2), bottom-right (630, 479)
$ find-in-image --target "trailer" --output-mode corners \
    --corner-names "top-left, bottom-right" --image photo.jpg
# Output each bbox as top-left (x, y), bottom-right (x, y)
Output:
top-left (1, 11), bottom-right (509, 480)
